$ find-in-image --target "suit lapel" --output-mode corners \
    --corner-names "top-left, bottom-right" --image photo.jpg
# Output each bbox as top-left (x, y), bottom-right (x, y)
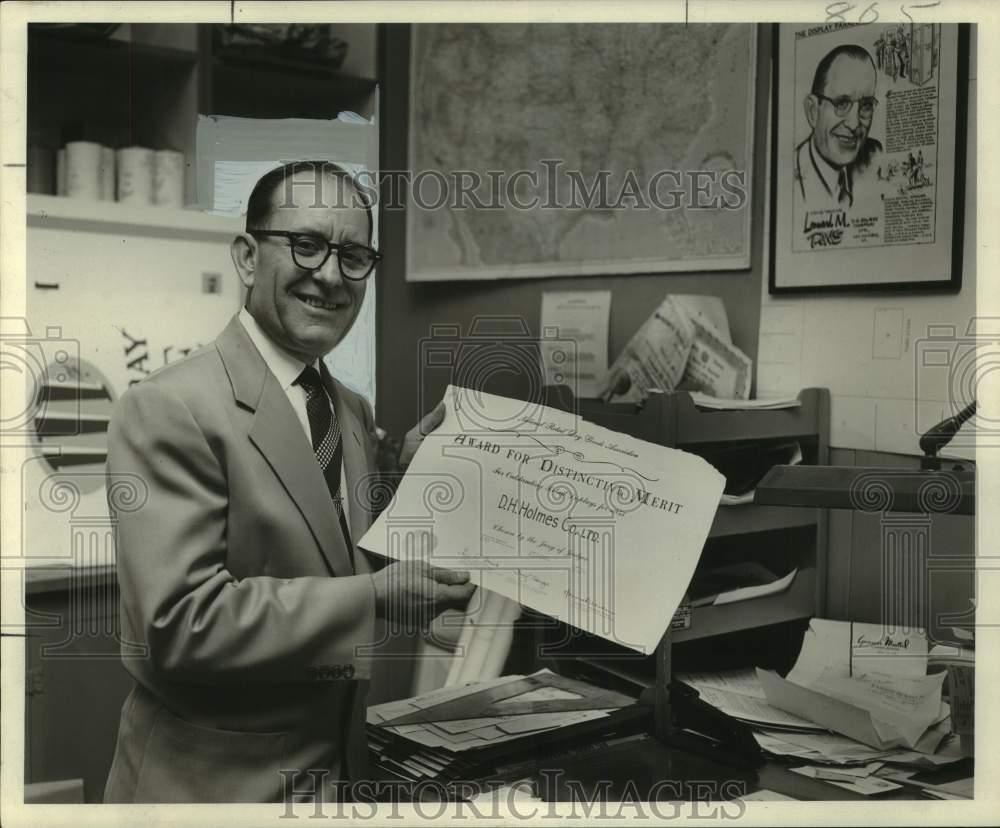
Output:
top-left (215, 317), bottom-right (355, 578)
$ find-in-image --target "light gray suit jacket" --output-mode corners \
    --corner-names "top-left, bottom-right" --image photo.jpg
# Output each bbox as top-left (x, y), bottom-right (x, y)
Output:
top-left (104, 316), bottom-right (381, 803)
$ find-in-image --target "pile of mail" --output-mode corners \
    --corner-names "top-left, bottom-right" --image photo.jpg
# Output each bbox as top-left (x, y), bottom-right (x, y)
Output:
top-left (757, 619), bottom-right (952, 754)
top-left (677, 619), bottom-right (967, 775)
top-left (367, 669), bottom-right (644, 785)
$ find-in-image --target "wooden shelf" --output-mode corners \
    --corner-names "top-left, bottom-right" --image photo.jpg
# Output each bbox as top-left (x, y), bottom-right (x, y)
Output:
top-left (210, 60), bottom-right (377, 119)
top-left (556, 387), bottom-right (828, 448)
top-left (28, 23), bottom-right (379, 204)
top-left (672, 567), bottom-right (817, 643)
top-left (538, 386), bottom-right (830, 741)
top-left (673, 392), bottom-right (826, 445)
top-left (576, 658), bottom-right (654, 691)
top-left (28, 29), bottom-right (199, 72)
top-left (709, 503), bottom-right (818, 538)
top-left (213, 45), bottom-right (373, 84)
top-left (27, 195), bottom-right (241, 239)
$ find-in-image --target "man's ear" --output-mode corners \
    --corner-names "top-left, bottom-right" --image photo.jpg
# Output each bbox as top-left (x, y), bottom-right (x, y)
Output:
top-left (804, 94), bottom-right (819, 130)
top-left (231, 233), bottom-right (258, 290)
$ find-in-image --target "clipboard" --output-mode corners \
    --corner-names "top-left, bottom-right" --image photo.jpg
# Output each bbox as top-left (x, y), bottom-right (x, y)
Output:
top-left (376, 671), bottom-right (635, 727)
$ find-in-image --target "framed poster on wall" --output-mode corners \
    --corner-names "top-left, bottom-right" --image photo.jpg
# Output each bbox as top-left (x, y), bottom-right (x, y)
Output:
top-left (770, 23), bottom-right (968, 294)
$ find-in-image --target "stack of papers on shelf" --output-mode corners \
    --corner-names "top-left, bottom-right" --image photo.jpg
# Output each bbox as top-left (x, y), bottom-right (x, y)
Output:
top-left (690, 393), bottom-right (802, 411)
top-left (713, 441), bottom-right (802, 506)
top-left (367, 670), bottom-right (644, 785)
top-left (757, 619), bottom-right (951, 753)
top-left (686, 563), bottom-right (797, 608)
top-left (675, 668), bottom-right (823, 731)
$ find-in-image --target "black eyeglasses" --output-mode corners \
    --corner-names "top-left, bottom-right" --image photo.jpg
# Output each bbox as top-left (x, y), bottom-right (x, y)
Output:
top-left (248, 230), bottom-right (381, 281)
top-left (815, 93), bottom-right (878, 118)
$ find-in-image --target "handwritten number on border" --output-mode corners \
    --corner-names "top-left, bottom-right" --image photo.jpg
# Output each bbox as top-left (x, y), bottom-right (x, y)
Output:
top-left (826, 2), bottom-right (881, 22)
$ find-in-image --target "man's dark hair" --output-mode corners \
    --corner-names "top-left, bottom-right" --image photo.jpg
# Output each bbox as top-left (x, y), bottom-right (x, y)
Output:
top-left (810, 44), bottom-right (876, 96)
top-left (244, 160), bottom-right (374, 242)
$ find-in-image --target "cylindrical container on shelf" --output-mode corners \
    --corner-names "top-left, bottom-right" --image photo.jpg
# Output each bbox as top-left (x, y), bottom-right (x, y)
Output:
top-left (153, 149), bottom-right (185, 208)
top-left (56, 148), bottom-right (67, 195)
top-left (65, 140), bottom-right (102, 200)
top-left (99, 146), bottom-right (116, 201)
top-left (115, 146), bottom-right (154, 205)
top-left (27, 144), bottom-right (55, 195)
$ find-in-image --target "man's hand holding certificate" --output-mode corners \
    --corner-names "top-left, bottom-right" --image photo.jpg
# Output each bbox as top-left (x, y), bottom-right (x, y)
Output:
top-left (360, 386), bottom-right (725, 654)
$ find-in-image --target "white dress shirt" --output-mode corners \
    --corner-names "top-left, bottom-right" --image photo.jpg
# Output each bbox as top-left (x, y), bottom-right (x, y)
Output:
top-left (239, 308), bottom-right (351, 533)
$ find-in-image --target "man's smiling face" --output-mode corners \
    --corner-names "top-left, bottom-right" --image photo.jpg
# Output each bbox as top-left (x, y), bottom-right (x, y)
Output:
top-left (242, 170), bottom-right (369, 363)
top-left (808, 53), bottom-right (877, 168)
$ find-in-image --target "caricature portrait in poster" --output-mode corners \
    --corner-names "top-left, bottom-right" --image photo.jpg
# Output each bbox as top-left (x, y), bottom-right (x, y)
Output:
top-left (771, 23), bottom-right (967, 292)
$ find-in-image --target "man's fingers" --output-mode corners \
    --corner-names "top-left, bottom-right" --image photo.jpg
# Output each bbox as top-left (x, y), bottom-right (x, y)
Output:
top-left (397, 559), bottom-right (430, 575)
top-left (420, 401), bottom-right (446, 435)
top-left (431, 567), bottom-right (470, 585)
top-left (434, 582), bottom-right (476, 606)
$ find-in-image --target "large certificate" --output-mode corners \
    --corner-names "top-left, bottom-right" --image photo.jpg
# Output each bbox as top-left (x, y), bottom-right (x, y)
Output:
top-left (359, 386), bottom-right (725, 654)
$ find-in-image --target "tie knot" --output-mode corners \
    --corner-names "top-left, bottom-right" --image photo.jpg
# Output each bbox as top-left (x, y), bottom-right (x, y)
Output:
top-left (295, 365), bottom-right (323, 393)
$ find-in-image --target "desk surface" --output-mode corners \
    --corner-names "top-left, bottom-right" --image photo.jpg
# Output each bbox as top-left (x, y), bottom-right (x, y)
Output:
top-left (528, 733), bottom-right (894, 802)
top-left (468, 732), bottom-right (968, 803)
top-left (371, 730), bottom-right (971, 803)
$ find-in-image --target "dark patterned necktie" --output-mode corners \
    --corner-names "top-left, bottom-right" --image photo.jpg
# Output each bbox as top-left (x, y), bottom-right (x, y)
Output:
top-left (294, 365), bottom-right (354, 569)
top-left (837, 167), bottom-right (853, 208)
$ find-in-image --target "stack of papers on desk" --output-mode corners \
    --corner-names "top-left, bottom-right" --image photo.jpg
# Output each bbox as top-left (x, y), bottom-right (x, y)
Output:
top-left (367, 670), bottom-right (643, 784)
top-left (790, 762), bottom-right (901, 796)
top-left (877, 764), bottom-right (974, 798)
top-left (752, 724), bottom-right (960, 768)
top-left (757, 619), bottom-right (951, 753)
top-left (679, 620), bottom-right (966, 772)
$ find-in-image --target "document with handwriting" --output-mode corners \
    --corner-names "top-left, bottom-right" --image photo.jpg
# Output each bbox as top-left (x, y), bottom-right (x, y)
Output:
top-left (360, 386), bottom-right (725, 653)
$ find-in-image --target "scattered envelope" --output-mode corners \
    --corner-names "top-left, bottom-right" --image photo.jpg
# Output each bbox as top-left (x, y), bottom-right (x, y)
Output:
top-left (791, 766), bottom-right (902, 795)
top-left (756, 728), bottom-right (963, 768)
top-left (740, 789), bottom-right (798, 801)
top-left (813, 762), bottom-right (884, 779)
top-left (818, 668), bottom-right (946, 748)
top-left (756, 667), bottom-right (943, 751)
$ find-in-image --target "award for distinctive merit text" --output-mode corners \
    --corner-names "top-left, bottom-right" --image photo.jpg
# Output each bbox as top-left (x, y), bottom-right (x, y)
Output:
top-left (359, 386), bottom-right (725, 654)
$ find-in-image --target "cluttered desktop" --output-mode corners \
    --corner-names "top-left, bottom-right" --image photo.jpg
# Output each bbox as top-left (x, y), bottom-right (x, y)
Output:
top-left (357, 387), bottom-right (975, 805)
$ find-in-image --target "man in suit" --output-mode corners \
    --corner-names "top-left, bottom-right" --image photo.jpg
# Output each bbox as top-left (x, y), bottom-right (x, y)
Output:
top-left (794, 44), bottom-right (883, 210)
top-left (104, 161), bottom-right (475, 803)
